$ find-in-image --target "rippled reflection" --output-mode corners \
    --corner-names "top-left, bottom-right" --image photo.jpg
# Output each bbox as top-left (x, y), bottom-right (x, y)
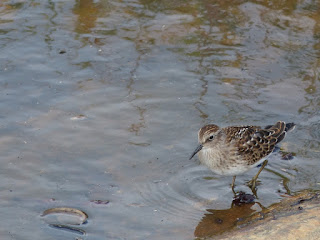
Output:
top-left (194, 198), bottom-right (259, 238)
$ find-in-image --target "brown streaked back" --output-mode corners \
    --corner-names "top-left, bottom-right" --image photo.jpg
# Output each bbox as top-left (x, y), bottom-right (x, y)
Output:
top-left (224, 121), bottom-right (295, 165)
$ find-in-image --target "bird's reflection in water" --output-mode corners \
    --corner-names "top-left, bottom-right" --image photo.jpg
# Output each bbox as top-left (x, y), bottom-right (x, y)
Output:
top-left (194, 192), bottom-right (264, 238)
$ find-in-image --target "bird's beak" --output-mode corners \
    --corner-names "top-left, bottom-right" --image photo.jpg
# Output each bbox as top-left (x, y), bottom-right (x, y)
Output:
top-left (189, 144), bottom-right (203, 160)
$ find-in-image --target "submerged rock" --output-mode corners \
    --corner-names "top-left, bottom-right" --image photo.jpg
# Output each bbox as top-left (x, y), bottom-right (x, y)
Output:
top-left (207, 191), bottom-right (320, 240)
top-left (41, 207), bottom-right (88, 225)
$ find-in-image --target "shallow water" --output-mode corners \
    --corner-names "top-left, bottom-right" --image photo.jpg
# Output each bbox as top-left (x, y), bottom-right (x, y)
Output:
top-left (0, 0), bottom-right (320, 239)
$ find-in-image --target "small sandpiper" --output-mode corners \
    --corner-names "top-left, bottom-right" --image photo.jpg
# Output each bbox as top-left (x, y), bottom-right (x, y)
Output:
top-left (189, 121), bottom-right (295, 194)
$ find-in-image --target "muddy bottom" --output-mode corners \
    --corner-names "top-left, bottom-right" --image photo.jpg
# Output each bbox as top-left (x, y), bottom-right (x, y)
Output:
top-left (196, 190), bottom-right (320, 239)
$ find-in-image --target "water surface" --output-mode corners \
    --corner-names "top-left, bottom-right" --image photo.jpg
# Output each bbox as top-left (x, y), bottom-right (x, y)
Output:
top-left (0, 0), bottom-right (320, 239)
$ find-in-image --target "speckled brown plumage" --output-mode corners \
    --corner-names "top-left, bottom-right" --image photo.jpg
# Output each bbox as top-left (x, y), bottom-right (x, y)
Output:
top-left (224, 121), bottom-right (289, 165)
top-left (189, 121), bottom-right (295, 193)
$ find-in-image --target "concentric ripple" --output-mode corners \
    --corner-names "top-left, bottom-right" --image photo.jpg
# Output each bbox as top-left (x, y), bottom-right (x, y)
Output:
top-left (136, 151), bottom-right (298, 220)
top-left (136, 163), bottom-right (233, 221)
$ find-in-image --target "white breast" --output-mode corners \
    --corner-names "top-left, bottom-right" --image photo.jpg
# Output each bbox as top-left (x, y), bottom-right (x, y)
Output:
top-left (198, 142), bottom-right (252, 176)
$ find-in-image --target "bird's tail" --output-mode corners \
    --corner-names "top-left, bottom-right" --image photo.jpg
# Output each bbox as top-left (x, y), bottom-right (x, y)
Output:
top-left (265, 122), bottom-right (295, 131)
top-left (284, 122), bottom-right (296, 132)
top-left (264, 121), bottom-right (295, 144)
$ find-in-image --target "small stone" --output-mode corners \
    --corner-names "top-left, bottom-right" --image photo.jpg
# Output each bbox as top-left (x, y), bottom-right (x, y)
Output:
top-left (90, 200), bottom-right (110, 205)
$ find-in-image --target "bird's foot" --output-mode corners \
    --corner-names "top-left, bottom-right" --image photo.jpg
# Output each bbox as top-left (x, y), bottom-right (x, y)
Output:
top-left (247, 179), bottom-right (259, 197)
top-left (247, 179), bottom-right (256, 189)
top-left (233, 191), bottom-right (255, 205)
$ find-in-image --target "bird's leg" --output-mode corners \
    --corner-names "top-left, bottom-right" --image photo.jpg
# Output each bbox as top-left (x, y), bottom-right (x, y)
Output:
top-left (248, 160), bottom-right (268, 190)
top-left (231, 175), bottom-right (236, 195)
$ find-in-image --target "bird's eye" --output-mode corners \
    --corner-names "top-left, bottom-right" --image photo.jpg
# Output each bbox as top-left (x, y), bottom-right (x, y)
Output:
top-left (209, 135), bottom-right (214, 141)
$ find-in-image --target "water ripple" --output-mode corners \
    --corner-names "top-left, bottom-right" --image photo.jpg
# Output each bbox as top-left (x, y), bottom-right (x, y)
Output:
top-left (136, 165), bottom-right (229, 221)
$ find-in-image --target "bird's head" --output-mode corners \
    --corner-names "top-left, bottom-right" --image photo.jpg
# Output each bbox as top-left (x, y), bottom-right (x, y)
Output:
top-left (189, 124), bottom-right (220, 160)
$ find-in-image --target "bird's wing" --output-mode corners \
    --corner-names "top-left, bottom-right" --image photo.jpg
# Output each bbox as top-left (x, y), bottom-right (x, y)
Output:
top-left (224, 121), bottom-right (287, 164)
